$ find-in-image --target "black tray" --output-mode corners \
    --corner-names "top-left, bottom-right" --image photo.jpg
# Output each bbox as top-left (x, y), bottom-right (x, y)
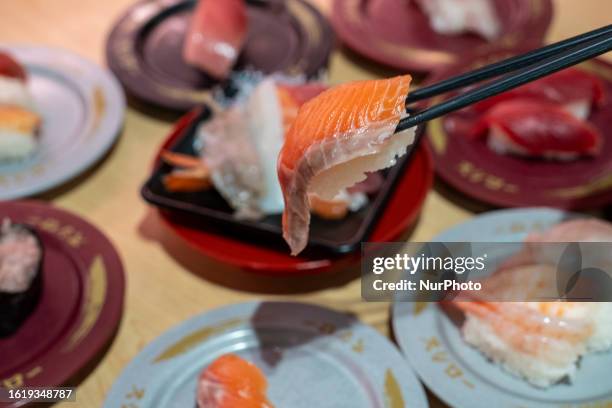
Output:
top-left (141, 110), bottom-right (424, 255)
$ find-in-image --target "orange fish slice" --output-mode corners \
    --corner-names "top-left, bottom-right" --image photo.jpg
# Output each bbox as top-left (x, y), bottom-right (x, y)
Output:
top-left (277, 75), bottom-right (413, 255)
top-left (197, 354), bottom-right (273, 408)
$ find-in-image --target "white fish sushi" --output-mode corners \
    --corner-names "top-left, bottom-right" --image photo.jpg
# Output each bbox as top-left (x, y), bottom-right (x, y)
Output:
top-left (414, 0), bottom-right (502, 41)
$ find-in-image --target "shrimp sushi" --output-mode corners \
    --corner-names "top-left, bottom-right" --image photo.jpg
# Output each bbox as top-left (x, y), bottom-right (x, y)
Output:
top-left (455, 283), bottom-right (612, 387)
top-left (196, 354), bottom-right (273, 408)
top-left (452, 218), bottom-right (612, 387)
top-left (470, 99), bottom-right (602, 160)
top-left (471, 68), bottom-right (606, 119)
top-left (414, 0), bottom-right (502, 41)
top-left (183, 0), bottom-right (248, 79)
top-left (0, 219), bottom-right (43, 337)
top-left (278, 75), bottom-right (414, 255)
top-left (0, 51), bottom-right (40, 162)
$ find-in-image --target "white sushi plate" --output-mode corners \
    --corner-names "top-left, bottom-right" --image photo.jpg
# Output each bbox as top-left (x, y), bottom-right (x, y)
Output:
top-left (105, 301), bottom-right (429, 408)
top-left (0, 45), bottom-right (124, 200)
top-left (392, 208), bottom-right (612, 408)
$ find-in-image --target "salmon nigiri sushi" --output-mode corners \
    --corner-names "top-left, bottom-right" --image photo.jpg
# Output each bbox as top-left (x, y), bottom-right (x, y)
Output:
top-left (197, 354), bottom-right (273, 408)
top-left (278, 75), bottom-right (414, 255)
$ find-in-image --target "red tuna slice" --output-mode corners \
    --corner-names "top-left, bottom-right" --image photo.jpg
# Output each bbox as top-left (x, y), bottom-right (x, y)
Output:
top-left (471, 99), bottom-right (603, 160)
top-left (279, 83), bottom-right (328, 106)
top-left (183, 0), bottom-right (248, 79)
top-left (471, 68), bottom-right (606, 119)
top-left (0, 52), bottom-right (27, 82)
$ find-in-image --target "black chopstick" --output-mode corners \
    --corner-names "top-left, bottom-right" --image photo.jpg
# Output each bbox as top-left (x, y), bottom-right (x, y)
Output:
top-left (396, 30), bottom-right (612, 133)
top-left (406, 24), bottom-right (612, 105)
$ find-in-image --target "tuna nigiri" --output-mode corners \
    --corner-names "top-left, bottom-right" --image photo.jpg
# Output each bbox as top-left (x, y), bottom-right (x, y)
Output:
top-left (471, 68), bottom-right (606, 119)
top-left (471, 99), bottom-right (602, 160)
top-left (278, 75), bottom-right (414, 255)
top-left (414, 0), bottom-right (502, 41)
top-left (197, 354), bottom-right (273, 408)
top-left (183, 0), bottom-right (248, 79)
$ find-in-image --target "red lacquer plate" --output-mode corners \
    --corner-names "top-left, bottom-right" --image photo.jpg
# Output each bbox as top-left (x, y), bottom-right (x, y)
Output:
top-left (153, 111), bottom-right (433, 275)
top-left (0, 201), bottom-right (124, 407)
top-left (331, 0), bottom-right (553, 73)
top-left (425, 53), bottom-right (612, 209)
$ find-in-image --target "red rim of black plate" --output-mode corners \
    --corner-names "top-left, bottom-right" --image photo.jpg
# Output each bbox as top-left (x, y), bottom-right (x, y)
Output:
top-left (152, 110), bottom-right (434, 275)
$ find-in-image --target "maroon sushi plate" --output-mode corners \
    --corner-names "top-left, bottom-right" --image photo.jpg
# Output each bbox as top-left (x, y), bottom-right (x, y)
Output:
top-left (0, 201), bottom-right (124, 407)
top-left (153, 110), bottom-right (433, 275)
top-left (331, 0), bottom-right (553, 73)
top-left (424, 52), bottom-right (612, 209)
top-left (106, 0), bottom-right (334, 111)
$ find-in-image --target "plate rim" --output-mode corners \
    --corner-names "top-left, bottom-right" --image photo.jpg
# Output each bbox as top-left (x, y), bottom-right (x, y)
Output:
top-left (0, 43), bottom-right (125, 200)
top-left (330, 0), bottom-right (554, 73)
top-left (140, 109), bottom-right (433, 273)
top-left (0, 200), bottom-right (125, 404)
top-left (423, 56), bottom-right (612, 209)
top-left (390, 207), bottom-right (612, 408)
top-left (105, 0), bottom-right (334, 111)
top-left (104, 300), bottom-right (429, 408)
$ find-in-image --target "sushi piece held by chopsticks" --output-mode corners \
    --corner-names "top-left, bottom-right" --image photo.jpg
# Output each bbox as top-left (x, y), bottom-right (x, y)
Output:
top-left (278, 75), bottom-right (415, 255)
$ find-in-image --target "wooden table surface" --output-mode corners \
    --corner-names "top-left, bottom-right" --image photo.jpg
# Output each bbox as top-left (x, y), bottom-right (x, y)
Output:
top-left (0, 1), bottom-right (610, 407)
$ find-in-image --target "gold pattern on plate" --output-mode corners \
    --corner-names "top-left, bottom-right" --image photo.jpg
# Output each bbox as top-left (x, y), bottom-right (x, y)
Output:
top-left (384, 369), bottom-right (405, 408)
top-left (1, 366), bottom-right (42, 389)
top-left (456, 160), bottom-right (519, 193)
top-left (548, 173), bottom-right (612, 198)
top-left (531, 0), bottom-right (543, 18)
top-left (375, 40), bottom-right (457, 65)
top-left (422, 336), bottom-right (475, 389)
top-left (413, 302), bottom-right (428, 316)
top-left (286, 0), bottom-right (322, 73)
top-left (91, 86), bottom-right (106, 133)
top-left (343, 0), bottom-right (455, 65)
top-left (63, 255), bottom-right (108, 351)
top-left (154, 318), bottom-right (245, 363)
top-left (579, 61), bottom-right (612, 82)
top-left (427, 116), bottom-right (447, 154)
top-left (152, 82), bottom-right (221, 108)
top-left (287, 0), bottom-right (321, 44)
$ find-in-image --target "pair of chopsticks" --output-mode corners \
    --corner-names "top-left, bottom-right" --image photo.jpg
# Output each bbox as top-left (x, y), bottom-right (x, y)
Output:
top-left (395, 24), bottom-right (612, 133)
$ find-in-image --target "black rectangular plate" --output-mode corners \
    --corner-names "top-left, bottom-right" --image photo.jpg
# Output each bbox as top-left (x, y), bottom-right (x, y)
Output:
top-left (141, 110), bottom-right (423, 256)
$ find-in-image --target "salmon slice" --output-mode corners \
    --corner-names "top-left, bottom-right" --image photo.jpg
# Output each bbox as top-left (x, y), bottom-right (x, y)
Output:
top-left (183, 0), bottom-right (248, 79)
top-left (278, 75), bottom-right (413, 255)
top-left (197, 354), bottom-right (273, 408)
top-left (471, 99), bottom-right (602, 160)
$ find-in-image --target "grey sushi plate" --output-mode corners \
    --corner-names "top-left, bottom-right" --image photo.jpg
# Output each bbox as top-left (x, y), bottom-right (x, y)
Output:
top-left (0, 45), bottom-right (125, 200)
top-left (105, 301), bottom-right (428, 408)
top-left (392, 208), bottom-right (612, 408)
